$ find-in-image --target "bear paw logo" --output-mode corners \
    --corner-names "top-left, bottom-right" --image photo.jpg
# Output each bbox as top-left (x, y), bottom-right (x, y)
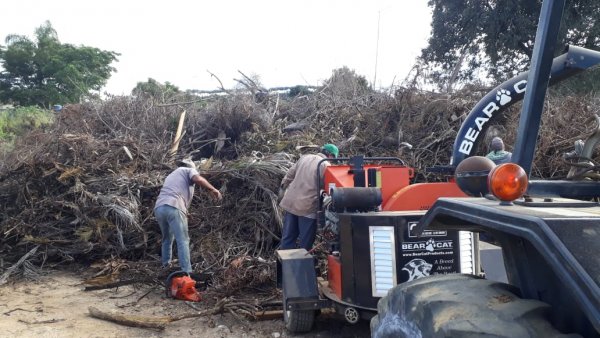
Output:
top-left (425, 238), bottom-right (435, 252)
top-left (496, 89), bottom-right (512, 106)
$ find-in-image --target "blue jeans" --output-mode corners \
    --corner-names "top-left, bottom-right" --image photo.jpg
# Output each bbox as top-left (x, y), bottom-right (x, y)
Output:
top-left (154, 205), bottom-right (192, 273)
top-left (280, 212), bottom-right (317, 250)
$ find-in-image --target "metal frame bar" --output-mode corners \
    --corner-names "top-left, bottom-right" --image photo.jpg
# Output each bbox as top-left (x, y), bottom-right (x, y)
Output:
top-left (512, 0), bottom-right (567, 175)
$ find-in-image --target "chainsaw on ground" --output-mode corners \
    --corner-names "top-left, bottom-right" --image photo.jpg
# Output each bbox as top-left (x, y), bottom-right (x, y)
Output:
top-left (165, 271), bottom-right (212, 302)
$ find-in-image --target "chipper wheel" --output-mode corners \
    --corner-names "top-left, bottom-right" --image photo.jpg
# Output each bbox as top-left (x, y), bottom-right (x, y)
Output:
top-left (371, 274), bottom-right (581, 338)
top-left (284, 308), bottom-right (315, 333)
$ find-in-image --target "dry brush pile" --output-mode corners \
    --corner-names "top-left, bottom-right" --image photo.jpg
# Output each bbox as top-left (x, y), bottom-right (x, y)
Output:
top-left (1, 76), bottom-right (599, 295)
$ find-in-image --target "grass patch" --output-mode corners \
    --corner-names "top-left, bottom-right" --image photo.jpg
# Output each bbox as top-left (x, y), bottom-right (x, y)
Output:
top-left (0, 106), bottom-right (54, 151)
top-left (0, 105), bottom-right (54, 139)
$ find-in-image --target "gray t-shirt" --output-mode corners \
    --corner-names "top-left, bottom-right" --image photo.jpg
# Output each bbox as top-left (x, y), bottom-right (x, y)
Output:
top-left (154, 167), bottom-right (199, 214)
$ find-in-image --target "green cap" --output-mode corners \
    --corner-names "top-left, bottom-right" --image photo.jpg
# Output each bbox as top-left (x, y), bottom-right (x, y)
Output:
top-left (322, 143), bottom-right (339, 158)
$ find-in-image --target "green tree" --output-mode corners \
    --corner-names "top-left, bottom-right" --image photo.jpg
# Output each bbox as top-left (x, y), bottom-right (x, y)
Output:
top-left (321, 66), bottom-right (371, 98)
top-left (0, 21), bottom-right (119, 107)
top-left (132, 78), bottom-right (180, 101)
top-left (421, 0), bottom-right (600, 89)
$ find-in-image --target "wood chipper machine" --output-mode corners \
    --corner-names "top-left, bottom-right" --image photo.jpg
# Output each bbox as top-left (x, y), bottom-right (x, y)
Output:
top-left (276, 155), bottom-right (478, 332)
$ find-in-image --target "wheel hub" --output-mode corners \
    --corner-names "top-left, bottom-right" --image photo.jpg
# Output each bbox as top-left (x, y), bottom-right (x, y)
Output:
top-left (344, 307), bottom-right (359, 324)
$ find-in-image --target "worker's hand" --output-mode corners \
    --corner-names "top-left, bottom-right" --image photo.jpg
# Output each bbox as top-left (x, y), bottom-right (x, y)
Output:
top-left (210, 189), bottom-right (223, 201)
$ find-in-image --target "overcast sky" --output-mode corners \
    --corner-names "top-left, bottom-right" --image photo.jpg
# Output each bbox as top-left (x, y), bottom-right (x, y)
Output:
top-left (1, 0), bottom-right (432, 95)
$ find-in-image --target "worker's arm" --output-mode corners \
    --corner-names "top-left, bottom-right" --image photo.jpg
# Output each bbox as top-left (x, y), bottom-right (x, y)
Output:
top-left (319, 161), bottom-right (329, 182)
top-left (192, 175), bottom-right (222, 201)
top-left (280, 161), bottom-right (298, 190)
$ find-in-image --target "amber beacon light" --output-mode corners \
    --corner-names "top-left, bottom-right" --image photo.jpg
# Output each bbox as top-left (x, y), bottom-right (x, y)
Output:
top-left (488, 163), bottom-right (529, 202)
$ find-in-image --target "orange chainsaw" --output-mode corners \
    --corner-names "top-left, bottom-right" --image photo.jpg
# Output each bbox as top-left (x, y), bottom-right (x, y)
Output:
top-left (165, 271), bottom-right (202, 302)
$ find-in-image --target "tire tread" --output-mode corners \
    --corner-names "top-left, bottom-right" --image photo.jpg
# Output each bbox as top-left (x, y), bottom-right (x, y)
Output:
top-left (371, 274), bottom-right (581, 338)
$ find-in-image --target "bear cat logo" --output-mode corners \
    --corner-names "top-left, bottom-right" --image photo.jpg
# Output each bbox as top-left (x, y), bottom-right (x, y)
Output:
top-left (458, 80), bottom-right (527, 155)
top-left (402, 238), bottom-right (453, 252)
top-left (402, 258), bottom-right (433, 282)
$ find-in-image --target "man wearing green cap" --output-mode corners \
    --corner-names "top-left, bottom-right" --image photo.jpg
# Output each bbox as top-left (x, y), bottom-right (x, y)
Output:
top-left (279, 143), bottom-right (339, 250)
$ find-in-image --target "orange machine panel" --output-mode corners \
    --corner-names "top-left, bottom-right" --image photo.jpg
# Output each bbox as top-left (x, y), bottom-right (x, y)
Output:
top-left (383, 182), bottom-right (467, 211)
top-left (323, 165), bottom-right (414, 206)
top-left (327, 254), bottom-right (342, 299)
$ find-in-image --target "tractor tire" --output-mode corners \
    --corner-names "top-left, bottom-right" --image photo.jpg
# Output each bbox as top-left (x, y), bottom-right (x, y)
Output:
top-left (371, 274), bottom-right (581, 338)
top-left (284, 309), bottom-right (315, 333)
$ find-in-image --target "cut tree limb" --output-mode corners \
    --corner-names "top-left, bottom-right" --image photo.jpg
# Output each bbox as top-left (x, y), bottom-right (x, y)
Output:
top-left (168, 110), bottom-right (186, 157)
top-left (254, 310), bottom-right (283, 321)
top-left (3, 307), bottom-right (41, 315)
top-left (88, 298), bottom-right (228, 330)
top-left (83, 277), bottom-right (157, 291)
top-left (206, 70), bottom-right (232, 94)
top-left (18, 318), bottom-right (65, 325)
top-left (88, 306), bottom-right (170, 330)
top-left (0, 246), bottom-right (38, 286)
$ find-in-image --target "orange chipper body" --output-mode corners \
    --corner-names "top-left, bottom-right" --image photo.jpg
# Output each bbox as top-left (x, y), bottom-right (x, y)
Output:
top-left (323, 162), bottom-right (466, 299)
top-left (323, 164), bottom-right (466, 211)
top-left (169, 275), bottom-right (202, 302)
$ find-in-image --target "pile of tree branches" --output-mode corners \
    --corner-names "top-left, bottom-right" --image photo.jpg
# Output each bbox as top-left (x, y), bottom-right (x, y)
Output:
top-left (0, 71), bottom-right (599, 295)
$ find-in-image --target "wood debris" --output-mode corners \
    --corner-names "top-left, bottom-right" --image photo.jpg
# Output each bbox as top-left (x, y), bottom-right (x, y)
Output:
top-left (0, 83), bottom-right (597, 298)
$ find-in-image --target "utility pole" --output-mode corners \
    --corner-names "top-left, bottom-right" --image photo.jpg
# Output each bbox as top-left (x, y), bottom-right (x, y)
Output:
top-left (373, 10), bottom-right (381, 88)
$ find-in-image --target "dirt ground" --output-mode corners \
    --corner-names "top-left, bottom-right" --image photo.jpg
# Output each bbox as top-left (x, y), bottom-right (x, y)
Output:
top-left (0, 270), bottom-right (370, 338)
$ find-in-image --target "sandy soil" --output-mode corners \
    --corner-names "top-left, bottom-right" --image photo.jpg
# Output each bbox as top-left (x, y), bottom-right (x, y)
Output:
top-left (0, 271), bottom-right (370, 338)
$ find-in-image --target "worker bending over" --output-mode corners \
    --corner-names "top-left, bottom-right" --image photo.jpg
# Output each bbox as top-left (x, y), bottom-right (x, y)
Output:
top-left (154, 159), bottom-right (222, 272)
top-left (279, 144), bottom-right (339, 250)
